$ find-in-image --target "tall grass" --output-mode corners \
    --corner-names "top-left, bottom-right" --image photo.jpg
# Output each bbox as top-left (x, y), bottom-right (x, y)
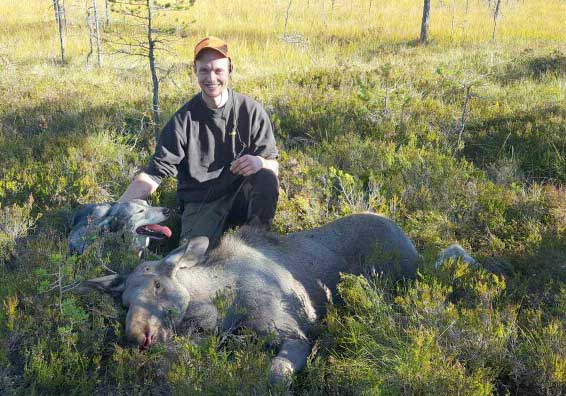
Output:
top-left (1, 0), bottom-right (565, 69)
top-left (0, 0), bottom-right (565, 394)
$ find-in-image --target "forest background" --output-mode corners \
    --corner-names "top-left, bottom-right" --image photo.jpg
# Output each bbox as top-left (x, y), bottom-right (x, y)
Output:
top-left (0, 0), bottom-right (565, 394)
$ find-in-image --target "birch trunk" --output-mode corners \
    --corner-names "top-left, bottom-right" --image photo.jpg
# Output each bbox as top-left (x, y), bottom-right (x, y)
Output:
top-left (420, 0), bottom-right (431, 44)
top-left (93, 0), bottom-right (102, 66)
top-left (53, 0), bottom-right (66, 63)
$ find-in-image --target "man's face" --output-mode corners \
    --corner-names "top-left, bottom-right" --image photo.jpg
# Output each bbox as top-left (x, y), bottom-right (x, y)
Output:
top-left (194, 49), bottom-right (230, 99)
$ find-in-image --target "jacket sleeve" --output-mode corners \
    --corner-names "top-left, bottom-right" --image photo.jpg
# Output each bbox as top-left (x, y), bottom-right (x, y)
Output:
top-left (250, 106), bottom-right (278, 160)
top-left (144, 111), bottom-right (187, 182)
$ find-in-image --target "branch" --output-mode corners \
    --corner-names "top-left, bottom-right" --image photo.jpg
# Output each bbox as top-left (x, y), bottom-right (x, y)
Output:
top-left (106, 37), bottom-right (150, 50)
top-left (118, 9), bottom-right (148, 19)
top-left (114, 48), bottom-right (149, 57)
top-left (157, 64), bottom-right (177, 83)
top-left (110, 0), bottom-right (147, 6)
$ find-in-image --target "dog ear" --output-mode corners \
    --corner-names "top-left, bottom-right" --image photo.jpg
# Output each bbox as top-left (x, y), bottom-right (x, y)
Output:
top-left (77, 274), bottom-right (126, 296)
top-left (71, 203), bottom-right (112, 227)
top-left (161, 237), bottom-right (209, 277)
top-left (98, 216), bottom-right (125, 233)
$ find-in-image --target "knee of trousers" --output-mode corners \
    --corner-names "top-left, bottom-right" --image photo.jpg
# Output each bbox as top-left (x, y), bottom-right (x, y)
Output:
top-left (247, 169), bottom-right (279, 199)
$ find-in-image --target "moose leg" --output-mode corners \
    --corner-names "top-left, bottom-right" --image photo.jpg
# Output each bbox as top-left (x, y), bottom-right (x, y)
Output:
top-left (269, 338), bottom-right (311, 384)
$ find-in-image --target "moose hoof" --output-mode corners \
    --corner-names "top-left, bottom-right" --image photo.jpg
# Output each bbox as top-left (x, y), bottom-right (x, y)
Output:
top-left (269, 357), bottom-right (293, 386)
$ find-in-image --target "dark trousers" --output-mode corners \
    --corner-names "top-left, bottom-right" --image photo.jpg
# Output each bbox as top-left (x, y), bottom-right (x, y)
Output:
top-left (180, 169), bottom-right (279, 248)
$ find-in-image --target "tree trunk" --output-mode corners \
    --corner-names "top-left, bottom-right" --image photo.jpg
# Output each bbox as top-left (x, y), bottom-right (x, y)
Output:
top-left (284, 0), bottom-right (292, 34)
top-left (61, 0), bottom-right (67, 31)
top-left (420, 0), bottom-right (431, 44)
top-left (86, 7), bottom-right (94, 65)
top-left (147, 0), bottom-right (160, 140)
top-left (53, 0), bottom-right (66, 63)
top-left (492, 0), bottom-right (501, 41)
top-left (104, 0), bottom-right (111, 26)
top-left (92, 0), bottom-right (103, 66)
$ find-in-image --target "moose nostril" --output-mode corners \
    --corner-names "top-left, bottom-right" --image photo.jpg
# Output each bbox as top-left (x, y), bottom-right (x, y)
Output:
top-left (140, 331), bottom-right (153, 350)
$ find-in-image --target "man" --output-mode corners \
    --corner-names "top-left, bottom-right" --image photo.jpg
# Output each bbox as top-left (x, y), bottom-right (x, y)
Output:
top-left (119, 36), bottom-right (279, 247)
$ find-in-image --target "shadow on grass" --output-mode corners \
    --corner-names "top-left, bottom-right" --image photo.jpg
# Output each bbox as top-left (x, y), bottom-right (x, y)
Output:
top-left (0, 98), bottom-right (156, 141)
top-left (494, 50), bottom-right (566, 84)
top-left (504, 230), bottom-right (566, 313)
top-left (463, 104), bottom-right (566, 184)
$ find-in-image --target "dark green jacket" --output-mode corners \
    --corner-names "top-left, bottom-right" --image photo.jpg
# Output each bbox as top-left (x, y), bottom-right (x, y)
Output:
top-left (145, 89), bottom-right (278, 203)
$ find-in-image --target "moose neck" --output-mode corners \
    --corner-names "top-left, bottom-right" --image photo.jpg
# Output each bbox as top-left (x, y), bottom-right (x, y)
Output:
top-left (176, 264), bottom-right (232, 302)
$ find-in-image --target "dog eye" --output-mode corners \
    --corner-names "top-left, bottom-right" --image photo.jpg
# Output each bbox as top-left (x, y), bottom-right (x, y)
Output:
top-left (155, 281), bottom-right (161, 290)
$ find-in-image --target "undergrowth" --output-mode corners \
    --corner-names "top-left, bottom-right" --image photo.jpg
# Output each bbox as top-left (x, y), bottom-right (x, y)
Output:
top-left (1, 0), bottom-right (565, 394)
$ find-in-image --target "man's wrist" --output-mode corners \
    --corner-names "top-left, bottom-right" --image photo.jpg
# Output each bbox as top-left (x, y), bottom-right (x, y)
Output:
top-left (258, 156), bottom-right (266, 169)
top-left (258, 157), bottom-right (279, 176)
top-left (118, 172), bottom-right (160, 202)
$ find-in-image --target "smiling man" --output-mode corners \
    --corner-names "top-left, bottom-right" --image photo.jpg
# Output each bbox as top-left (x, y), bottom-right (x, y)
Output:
top-left (119, 36), bottom-right (279, 247)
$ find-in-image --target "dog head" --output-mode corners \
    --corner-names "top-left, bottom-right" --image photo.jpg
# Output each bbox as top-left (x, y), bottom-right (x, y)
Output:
top-left (69, 200), bottom-right (172, 255)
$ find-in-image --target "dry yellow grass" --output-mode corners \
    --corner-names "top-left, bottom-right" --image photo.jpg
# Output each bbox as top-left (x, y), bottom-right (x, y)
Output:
top-left (0, 0), bottom-right (563, 132)
top-left (1, 0), bottom-right (564, 72)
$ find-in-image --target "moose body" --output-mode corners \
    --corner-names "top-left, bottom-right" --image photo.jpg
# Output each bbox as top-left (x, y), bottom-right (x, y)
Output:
top-left (85, 213), bottom-right (422, 382)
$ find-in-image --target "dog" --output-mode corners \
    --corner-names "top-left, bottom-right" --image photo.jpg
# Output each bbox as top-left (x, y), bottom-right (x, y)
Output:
top-left (69, 199), bottom-right (172, 256)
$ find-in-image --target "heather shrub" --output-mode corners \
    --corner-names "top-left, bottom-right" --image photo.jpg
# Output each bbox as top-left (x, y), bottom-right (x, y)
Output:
top-left (1, 0), bottom-right (565, 394)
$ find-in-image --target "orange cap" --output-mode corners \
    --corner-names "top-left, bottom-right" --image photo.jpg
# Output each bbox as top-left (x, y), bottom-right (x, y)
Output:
top-left (194, 36), bottom-right (230, 62)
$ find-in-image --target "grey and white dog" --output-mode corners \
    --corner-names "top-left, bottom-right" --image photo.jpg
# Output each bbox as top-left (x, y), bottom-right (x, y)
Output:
top-left (69, 199), bottom-right (172, 255)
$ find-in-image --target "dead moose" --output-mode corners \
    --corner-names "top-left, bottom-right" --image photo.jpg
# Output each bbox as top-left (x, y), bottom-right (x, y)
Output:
top-left (81, 213), bottom-right (471, 383)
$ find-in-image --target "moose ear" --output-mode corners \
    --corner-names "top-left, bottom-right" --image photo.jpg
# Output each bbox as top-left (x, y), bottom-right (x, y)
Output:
top-left (185, 236), bottom-right (209, 260)
top-left (77, 274), bottom-right (126, 297)
top-left (161, 236), bottom-right (209, 277)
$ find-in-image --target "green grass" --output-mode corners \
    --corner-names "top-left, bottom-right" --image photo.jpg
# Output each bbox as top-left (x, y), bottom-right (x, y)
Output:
top-left (1, 0), bottom-right (565, 394)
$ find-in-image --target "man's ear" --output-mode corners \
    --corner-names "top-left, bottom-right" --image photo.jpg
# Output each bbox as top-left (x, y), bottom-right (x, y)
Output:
top-left (77, 274), bottom-right (126, 297)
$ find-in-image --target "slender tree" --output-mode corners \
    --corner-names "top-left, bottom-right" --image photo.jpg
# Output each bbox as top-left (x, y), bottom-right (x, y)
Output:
top-left (104, 0), bottom-right (111, 26)
top-left (53, 0), bottom-right (66, 63)
top-left (92, 0), bottom-right (102, 66)
top-left (420, 0), bottom-right (431, 44)
top-left (86, 6), bottom-right (94, 65)
top-left (284, 0), bottom-right (293, 34)
top-left (492, 0), bottom-right (502, 41)
top-left (108, 0), bottom-right (195, 140)
top-left (147, 0), bottom-right (159, 132)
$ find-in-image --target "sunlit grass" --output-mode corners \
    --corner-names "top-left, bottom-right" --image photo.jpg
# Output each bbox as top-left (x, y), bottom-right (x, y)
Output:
top-left (0, 1), bottom-right (565, 395)
top-left (1, 0), bottom-right (564, 73)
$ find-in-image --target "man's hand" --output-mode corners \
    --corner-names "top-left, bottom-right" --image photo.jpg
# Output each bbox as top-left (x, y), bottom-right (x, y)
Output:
top-left (230, 155), bottom-right (264, 176)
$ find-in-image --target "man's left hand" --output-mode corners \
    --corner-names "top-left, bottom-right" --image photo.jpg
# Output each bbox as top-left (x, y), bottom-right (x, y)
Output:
top-left (230, 155), bottom-right (264, 176)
